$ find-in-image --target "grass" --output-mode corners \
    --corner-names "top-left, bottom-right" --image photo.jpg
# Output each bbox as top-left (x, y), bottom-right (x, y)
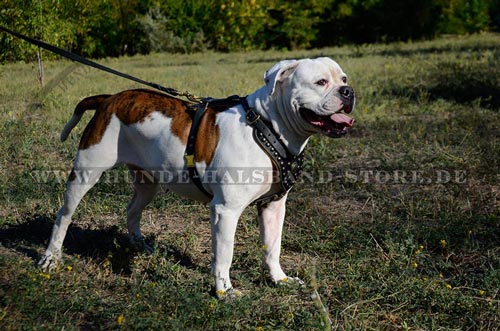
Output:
top-left (1, 33), bottom-right (500, 330)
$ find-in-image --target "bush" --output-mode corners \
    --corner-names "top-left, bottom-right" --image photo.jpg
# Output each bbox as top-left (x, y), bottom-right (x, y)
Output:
top-left (1, 0), bottom-right (499, 62)
top-left (0, 0), bottom-right (79, 62)
top-left (438, 0), bottom-right (493, 34)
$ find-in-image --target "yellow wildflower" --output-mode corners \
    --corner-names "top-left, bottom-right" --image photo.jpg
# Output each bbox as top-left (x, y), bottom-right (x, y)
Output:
top-left (479, 290), bottom-right (485, 296)
top-left (39, 272), bottom-right (51, 280)
top-left (66, 265), bottom-right (73, 272)
top-left (412, 262), bottom-right (418, 268)
top-left (445, 284), bottom-right (452, 290)
top-left (117, 314), bottom-right (125, 325)
top-left (440, 239), bottom-right (447, 248)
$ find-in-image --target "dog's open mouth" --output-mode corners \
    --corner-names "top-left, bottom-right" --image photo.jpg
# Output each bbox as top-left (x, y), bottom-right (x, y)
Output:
top-left (299, 108), bottom-right (354, 137)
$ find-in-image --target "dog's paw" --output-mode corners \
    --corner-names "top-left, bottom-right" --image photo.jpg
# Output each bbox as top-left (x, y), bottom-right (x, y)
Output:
top-left (216, 288), bottom-right (243, 300)
top-left (38, 253), bottom-right (61, 272)
top-left (276, 276), bottom-right (305, 287)
top-left (130, 235), bottom-right (154, 254)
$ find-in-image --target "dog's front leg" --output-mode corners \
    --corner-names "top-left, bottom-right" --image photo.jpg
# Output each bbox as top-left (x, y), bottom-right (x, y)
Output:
top-left (258, 195), bottom-right (303, 285)
top-left (210, 201), bottom-right (244, 298)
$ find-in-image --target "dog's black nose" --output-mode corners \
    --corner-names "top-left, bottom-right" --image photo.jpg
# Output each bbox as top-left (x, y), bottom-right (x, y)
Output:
top-left (339, 86), bottom-right (354, 100)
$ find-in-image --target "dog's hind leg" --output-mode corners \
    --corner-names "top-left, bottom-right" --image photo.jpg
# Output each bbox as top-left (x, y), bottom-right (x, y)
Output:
top-left (38, 164), bottom-right (111, 271)
top-left (126, 166), bottom-right (159, 253)
top-left (39, 116), bottom-right (120, 271)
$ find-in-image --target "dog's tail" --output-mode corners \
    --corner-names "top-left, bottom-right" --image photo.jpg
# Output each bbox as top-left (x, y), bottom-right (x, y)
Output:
top-left (61, 94), bottom-right (111, 142)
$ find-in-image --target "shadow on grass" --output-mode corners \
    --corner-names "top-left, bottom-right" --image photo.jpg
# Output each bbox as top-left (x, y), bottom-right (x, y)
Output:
top-left (0, 215), bottom-right (197, 275)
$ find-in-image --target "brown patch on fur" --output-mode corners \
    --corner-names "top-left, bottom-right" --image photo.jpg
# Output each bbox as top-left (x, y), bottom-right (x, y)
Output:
top-left (76, 89), bottom-right (222, 166)
top-left (74, 94), bottom-right (111, 117)
top-left (194, 107), bottom-right (220, 165)
top-left (78, 89), bottom-right (192, 149)
top-left (79, 99), bottom-right (113, 149)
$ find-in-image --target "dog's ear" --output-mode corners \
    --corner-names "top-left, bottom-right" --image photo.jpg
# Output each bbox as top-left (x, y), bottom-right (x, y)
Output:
top-left (264, 60), bottom-right (299, 95)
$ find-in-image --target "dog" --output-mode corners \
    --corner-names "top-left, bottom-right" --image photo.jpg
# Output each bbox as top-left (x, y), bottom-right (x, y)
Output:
top-left (38, 57), bottom-right (355, 298)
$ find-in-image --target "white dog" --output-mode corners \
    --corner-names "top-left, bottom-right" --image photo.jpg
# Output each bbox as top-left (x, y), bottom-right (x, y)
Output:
top-left (38, 57), bottom-right (355, 298)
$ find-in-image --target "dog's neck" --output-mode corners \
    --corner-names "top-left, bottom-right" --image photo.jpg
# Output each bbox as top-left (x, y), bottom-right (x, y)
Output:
top-left (246, 87), bottom-right (312, 156)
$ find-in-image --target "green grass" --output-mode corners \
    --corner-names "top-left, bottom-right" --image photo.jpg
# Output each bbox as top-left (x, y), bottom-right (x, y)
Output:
top-left (1, 33), bottom-right (499, 330)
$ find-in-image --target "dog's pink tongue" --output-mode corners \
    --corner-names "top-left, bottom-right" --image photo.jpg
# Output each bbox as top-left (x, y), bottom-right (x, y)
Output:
top-left (331, 113), bottom-right (354, 127)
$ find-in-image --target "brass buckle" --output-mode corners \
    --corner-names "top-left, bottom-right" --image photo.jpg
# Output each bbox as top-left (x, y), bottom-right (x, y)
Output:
top-left (246, 110), bottom-right (261, 125)
top-left (185, 154), bottom-right (195, 167)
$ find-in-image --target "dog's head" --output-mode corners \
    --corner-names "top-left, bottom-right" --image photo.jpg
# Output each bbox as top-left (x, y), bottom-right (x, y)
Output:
top-left (264, 57), bottom-right (355, 138)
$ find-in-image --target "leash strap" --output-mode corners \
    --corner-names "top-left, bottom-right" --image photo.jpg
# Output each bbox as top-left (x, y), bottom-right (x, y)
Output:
top-left (0, 25), bottom-right (201, 102)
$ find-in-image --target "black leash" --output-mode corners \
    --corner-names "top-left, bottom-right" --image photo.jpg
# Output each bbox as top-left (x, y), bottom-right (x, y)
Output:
top-left (0, 25), bottom-right (201, 102)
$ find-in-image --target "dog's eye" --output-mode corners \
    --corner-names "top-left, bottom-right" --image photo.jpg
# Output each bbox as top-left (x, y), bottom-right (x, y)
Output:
top-left (341, 76), bottom-right (347, 84)
top-left (315, 79), bottom-right (328, 86)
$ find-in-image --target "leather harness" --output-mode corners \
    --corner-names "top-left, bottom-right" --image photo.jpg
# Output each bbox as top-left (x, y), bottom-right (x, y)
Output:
top-left (185, 95), bottom-right (305, 206)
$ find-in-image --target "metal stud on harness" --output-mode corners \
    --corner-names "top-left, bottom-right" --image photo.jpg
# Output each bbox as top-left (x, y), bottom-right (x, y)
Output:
top-left (185, 96), bottom-right (305, 206)
top-left (241, 98), bottom-right (306, 205)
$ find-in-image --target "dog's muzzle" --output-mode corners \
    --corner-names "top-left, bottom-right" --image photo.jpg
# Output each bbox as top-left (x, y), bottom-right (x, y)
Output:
top-left (338, 86), bottom-right (355, 114)
top-left (299, 85), bottom-right (356, 138)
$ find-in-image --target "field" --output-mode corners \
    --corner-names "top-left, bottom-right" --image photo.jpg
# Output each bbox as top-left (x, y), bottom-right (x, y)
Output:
top-left (1, 33), bottom-right (499, 330)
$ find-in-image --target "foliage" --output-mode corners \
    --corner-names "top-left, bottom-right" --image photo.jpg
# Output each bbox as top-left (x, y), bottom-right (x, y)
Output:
top-left (138, 0), bottom-right (213, 53)
top-left (1, 0), bottom-right (499, 62)
top-left (315, 0), bottom-right (498, 45)
top-left (0, 0), bottom-right (79, 62)
top-left (437, 0), bottom-right (494, 34)
top-left (0, 0), bottom-right (151, 62)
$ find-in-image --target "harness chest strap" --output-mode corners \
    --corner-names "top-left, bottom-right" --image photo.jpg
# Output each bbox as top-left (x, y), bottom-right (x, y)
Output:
top-left (240, 98), bottom-right (305, 204)
top-left (185, 96), bottom-right (306, 205)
